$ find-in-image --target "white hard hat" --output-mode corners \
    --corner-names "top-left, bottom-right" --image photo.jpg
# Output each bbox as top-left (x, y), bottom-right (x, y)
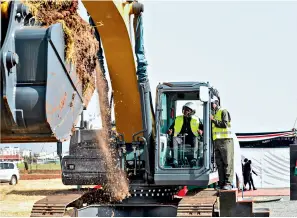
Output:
top-left (211, 96), bottom-right (219, 103)
top-left (183, 102), bottom-right (196, 115)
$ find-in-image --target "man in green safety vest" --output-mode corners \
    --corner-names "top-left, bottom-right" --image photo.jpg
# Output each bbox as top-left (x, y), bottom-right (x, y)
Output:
top-left (210, 97), bottom-right (234, 190)
top-left (168, 102), bottom-right (203, 167)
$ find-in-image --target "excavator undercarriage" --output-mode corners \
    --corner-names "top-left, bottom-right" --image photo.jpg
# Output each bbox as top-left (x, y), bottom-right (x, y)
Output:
top-left (30, 187), bottom-right (270, 217)
top-left (30, 124), bottom-right (270, 217)
top-left (30, 187), bottom-right (218, 217)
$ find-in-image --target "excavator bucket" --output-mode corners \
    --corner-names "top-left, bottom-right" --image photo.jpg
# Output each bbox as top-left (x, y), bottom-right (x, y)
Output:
top-left (1, 1), bottom-right (90, 143)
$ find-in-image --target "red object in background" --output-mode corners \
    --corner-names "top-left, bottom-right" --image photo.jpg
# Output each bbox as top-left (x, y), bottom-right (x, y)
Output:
top-left (0, 155), bottom-right (23, 161)
top-left (177, 186), bottom-right (188, 197)
top-left (93, 185), bottom-right (102, 189)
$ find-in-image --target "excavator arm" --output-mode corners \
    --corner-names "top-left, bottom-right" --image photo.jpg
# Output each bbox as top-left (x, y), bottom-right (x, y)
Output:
top-left (84, 1), bottom-right (151, 143)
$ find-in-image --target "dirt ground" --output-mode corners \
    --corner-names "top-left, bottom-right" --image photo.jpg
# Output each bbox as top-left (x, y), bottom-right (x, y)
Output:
top-left (1, 179), bottom-right (296, 217)
top-left (20, 173), bottom-right (61, 180)
top-left (0, 179), bottom-right (80, 217)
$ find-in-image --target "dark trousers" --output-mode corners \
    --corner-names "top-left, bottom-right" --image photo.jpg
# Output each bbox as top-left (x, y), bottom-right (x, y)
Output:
top-left (248, 174), bottom-right (256, 190)
top-left (243, 173), bottom-right (256, 190)
top-left (243, 173), bottom-right (251, 188)
top-left (250, 174), bottom-right (256, 189)
top-left (214, 138), bottom-right (234, 186)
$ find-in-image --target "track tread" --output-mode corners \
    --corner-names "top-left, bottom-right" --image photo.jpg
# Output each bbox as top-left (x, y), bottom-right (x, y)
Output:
top-left (177, 189), bottom-right (218, 217)
top-left (30, 192), bottom-right (85, 217)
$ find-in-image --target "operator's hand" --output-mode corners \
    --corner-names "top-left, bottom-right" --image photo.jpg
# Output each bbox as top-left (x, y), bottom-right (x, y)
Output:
top-left (198, 130), bottom-right (203, 135)
top-left (210, 115), bottom-right (214, 121)
top-left (168, 129), bottom-right (173, 135)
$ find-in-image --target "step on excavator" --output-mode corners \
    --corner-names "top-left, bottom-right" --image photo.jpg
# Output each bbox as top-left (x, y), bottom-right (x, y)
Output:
top-left (1, 0), bottom-right (270, 216)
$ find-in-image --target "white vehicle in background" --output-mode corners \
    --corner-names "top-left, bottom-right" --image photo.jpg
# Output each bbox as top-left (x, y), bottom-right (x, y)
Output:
top-left (0, 162), bottom-right (20, 185)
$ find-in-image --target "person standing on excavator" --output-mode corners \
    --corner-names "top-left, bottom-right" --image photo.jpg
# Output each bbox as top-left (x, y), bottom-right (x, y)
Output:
top-left (168, 102), bottom-right (203, 167)
top-left (211, 96), bottom-right (234, 190)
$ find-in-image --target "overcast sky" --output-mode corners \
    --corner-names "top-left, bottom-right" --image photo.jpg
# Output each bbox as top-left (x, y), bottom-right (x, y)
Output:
top-left (143, 0), bottom-right (297, 133)
top-left (2, 1), bottom-right (297, 153)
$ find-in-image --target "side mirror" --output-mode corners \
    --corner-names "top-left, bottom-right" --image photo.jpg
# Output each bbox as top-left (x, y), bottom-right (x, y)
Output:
top-left (199, 86), bottom-right (209, 102)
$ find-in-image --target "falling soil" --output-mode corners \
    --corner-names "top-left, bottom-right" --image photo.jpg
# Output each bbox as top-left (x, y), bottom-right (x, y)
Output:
top-left (21, 0), bottom-right (130, 201)
top-left (22, 0), bottom-right (98, 98)
top-left (95, 63), bottom-right (130, 201)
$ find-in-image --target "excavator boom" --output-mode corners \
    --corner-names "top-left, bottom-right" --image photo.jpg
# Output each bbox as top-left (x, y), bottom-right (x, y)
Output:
top-left (84, 1), bottom-right (146, 143)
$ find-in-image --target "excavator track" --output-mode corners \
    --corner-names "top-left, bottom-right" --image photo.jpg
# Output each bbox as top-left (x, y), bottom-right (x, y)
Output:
top-left (30, 193), bottom-right (83, 217)
top-left (30, 189), bottom-right (99, 217)
top-left (176, 189), bottom-right (218, 217)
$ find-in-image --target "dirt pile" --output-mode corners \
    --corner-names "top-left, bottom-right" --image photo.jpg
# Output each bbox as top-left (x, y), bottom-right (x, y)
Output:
top-left (22, 0), bottom-right (98, 98)
top-left (95, 64), bottom-right (130, 201)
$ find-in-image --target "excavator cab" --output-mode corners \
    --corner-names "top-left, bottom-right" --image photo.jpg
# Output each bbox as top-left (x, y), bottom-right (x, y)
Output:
top-left (154, 82), bottom-right (218, 186)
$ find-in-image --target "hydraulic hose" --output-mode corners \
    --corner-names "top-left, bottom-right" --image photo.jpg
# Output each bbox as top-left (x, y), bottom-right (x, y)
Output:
top-left (133, 5), bottom-right (148, 83)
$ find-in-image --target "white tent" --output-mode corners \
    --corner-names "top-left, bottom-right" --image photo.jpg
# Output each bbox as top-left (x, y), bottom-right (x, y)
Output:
top-left (236, 130), bottom-right (296, 188)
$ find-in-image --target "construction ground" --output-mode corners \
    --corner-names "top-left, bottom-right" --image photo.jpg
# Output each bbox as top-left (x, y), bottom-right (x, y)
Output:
top-left (0, 178), bottom-right (296, 217)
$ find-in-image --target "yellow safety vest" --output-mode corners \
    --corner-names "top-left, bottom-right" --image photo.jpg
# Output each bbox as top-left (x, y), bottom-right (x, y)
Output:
top-left (212, 108), bottom-right (232, 140)
top-left (174, 116), bottom-right (199, 137)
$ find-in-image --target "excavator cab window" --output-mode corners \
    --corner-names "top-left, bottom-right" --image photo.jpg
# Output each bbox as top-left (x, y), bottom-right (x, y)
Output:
top-left (158, 92), bottom-right (205, 169)
top-left (155, 84), bottom-right (216, 186)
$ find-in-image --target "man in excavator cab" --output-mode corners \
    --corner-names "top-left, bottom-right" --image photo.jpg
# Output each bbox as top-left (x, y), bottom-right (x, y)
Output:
top-left (167, 102), bottom-right (204, 168)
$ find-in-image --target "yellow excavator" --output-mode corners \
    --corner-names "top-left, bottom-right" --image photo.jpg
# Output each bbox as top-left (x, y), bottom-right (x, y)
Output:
top-left (1, 0), bottom-right (270, 217)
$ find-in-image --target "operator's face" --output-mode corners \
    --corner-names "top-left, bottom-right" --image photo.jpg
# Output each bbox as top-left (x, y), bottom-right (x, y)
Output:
top-left (183, 107), bottom-right (192, 117)
top-left (211, 102), bottom-right (217, 110)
